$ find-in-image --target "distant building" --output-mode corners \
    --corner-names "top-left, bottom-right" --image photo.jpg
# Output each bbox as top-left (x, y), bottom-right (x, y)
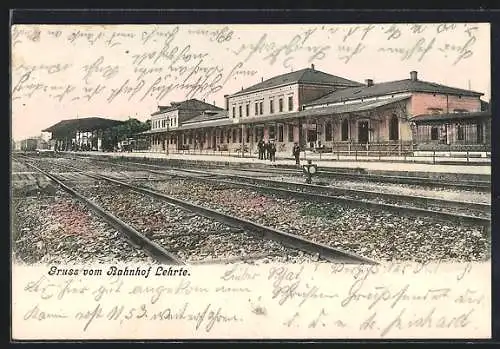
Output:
top-left (18, 136), bottom-right (49, 151)
top-left (147, 99), bottom-right (224, 152)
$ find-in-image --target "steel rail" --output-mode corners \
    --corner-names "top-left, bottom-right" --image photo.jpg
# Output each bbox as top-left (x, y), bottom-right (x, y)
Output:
top-left (22, 160), bottom-right (186, 265)
top-left (62, 153), bottom-right (490, 191)
top-left (47, 160), bottom-right (376, 265)
top-left (167, 167), bottom-right (491, 217)
top-left (109, 155), bottom-right (490, 191)
top-left (66, 156), bottom-right (490, 228)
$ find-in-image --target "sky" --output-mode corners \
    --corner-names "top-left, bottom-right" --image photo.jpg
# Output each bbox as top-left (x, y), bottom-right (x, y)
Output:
top-left (11, 23), bottom-right (490, 141)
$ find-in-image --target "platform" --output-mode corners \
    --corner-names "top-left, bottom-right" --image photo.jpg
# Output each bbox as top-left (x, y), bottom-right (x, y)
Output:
top-left (67, 151), bottom-right (491, 181)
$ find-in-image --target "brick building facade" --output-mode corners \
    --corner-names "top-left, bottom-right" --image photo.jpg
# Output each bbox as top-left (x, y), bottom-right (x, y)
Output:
top-left (143, 67), bottom-right (490, 154)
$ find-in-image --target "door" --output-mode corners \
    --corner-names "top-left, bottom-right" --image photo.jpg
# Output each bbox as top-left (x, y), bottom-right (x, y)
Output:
top-left (358, 121), bottom-right (369, 144)
top-left (477, 123), bottom-right (483, 143)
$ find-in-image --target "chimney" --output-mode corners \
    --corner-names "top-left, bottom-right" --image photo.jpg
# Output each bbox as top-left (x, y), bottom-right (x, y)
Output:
top-left (410, 71), bottom-right (418, 81)
top-left (311, 64), bottom-right (315, 70)
top-left (224, 94), bottom-right (229, 111)
top-left (261, 77), bottom-right (263, 82)
top-left (213, 100), bottom-right (215, 106)
top-left (365, 79), bottom-right (374, 87)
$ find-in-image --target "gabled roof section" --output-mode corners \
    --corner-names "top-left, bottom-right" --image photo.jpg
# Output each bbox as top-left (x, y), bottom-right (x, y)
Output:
top-left (42, 117), bottom-right (124, 133)
top-left (305, 78), bottom-right (484, 107)
top-left (151, 99), bottom-right (223, 116)
top-left (230, 67), bottom-right (363, 97)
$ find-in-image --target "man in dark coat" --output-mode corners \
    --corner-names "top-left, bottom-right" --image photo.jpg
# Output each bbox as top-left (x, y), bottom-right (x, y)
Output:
top-left (257, 138), bottom-right (264, 159)
top-left (269, 140), bottom-right (277, 162)
top-left (263, 140), bottom-right (269, 160)
top-left (292, 142), bottom-right (301, 165)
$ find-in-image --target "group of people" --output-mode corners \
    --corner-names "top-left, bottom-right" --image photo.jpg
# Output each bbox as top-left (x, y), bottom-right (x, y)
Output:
top-left (257, 138), bottom-right (302, 166)
top-left (257, 138), bottom-right (277, 162)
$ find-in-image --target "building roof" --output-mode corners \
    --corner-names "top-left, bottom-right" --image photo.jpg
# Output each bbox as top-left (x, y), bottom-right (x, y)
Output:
top-left (305, 78), bottom-right (484, 107)
top-left (183, 110), bottom-right (229, 124)
top-left (151, 99), bottom-right (223, 116)
top-left (411, 111), bottom-right (491, 123)
top-left (42, 117), bottom-right (124, 134)
top-left (230, 67), bottom-right (363, 97)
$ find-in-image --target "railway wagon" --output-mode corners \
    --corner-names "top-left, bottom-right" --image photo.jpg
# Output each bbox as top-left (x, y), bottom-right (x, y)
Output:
top-left (20, 139), bottom-right (38, 152)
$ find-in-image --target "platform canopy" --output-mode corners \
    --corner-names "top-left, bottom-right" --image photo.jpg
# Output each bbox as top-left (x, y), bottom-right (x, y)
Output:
top-left (410, 111), bottom-right (491, 124)
top-left (42, 117), bottom-right (125, 135)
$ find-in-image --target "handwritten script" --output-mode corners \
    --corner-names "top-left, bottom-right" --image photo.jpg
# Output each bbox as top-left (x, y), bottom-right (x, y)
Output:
top-left (12, 262), bottom-right (490, 339)
top-left (11, 24), bottom-right (485, 106)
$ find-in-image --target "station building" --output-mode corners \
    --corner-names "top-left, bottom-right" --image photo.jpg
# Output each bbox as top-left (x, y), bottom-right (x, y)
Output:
top-left (144, 66), bottom-right (490, 154)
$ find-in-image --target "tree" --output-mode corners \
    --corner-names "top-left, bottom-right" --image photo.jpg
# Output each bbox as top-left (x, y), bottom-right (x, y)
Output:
top-left (101, 118), bottom-right (151, 151)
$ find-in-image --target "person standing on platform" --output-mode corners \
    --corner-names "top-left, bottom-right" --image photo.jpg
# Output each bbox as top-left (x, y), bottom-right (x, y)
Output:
top-left (257, 138), bottom-right (264, 159)
top-left (269, 140), bottom-right (277, 163)
top-left (264, 141), bottom-right (270, 160)
top-left (293, 142), bottom-right (301, 166)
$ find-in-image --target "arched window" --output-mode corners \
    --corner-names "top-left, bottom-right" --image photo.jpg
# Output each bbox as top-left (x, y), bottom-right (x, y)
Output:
top-left (457, 124), bottom-right (464, 141)
top-left (325, 121), bottom-right (333, 141)
top-left (341, 119), bottom-right (349, 141)
top-left (389, 114), bottom-right (399, 141)
top-left (431, 126), bottom-right (439, 140)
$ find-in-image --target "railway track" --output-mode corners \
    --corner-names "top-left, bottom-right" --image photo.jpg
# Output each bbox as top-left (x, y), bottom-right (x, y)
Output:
top-left (61, 155), bottom-right (490, 229)
top-left (87, 154), bottom-right (490, 192)
top-left (18, 158), bottom-right (375, 265)
top-left (219, 166), bottom-right (491, 192)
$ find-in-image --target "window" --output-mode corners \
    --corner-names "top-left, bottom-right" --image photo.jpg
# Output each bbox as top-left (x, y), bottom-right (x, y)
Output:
top-left (269, 125), bottom-right (275, 139)
top-left (325, 121), bottom-right (333, 141)
top-left (239, 106), bottom-right (242, 117)
top-left (238, 129), bottom-right (242, 143)
top-left (233, 129), bottom-right (237, 143)
top-left (457, 125), bottom-right (464, 141)
top-left (288, 125), bottom-right (294, 142)
top-left (259, 102), bottom-right (263, 115)
top-left (170, 118), bottom-right (173, 127)
top-left (279, 98), bottom-right (284, 112)
top-left (389, 114), bottom-right (399, 141)
top-left (270, 100), bottom-right (274, 114)
top-left (245, 104), bottom-right (249, 117)
top-left (255, 103), bottom-right (259, 116)
top-left (232, 107), bottom-right (235, 118)
top-left (288, 96), bottom-right (293, 111)
top-left (162, 120), bottom-right (165, 128)
top-left (341, 119), bottom-right (349, 141)
top-left (431, 126), bottom-right (439, 140)
top-left (278, 125), bottom-right (284, 142)
top-left (246, 128), bottom-right (250, 143)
